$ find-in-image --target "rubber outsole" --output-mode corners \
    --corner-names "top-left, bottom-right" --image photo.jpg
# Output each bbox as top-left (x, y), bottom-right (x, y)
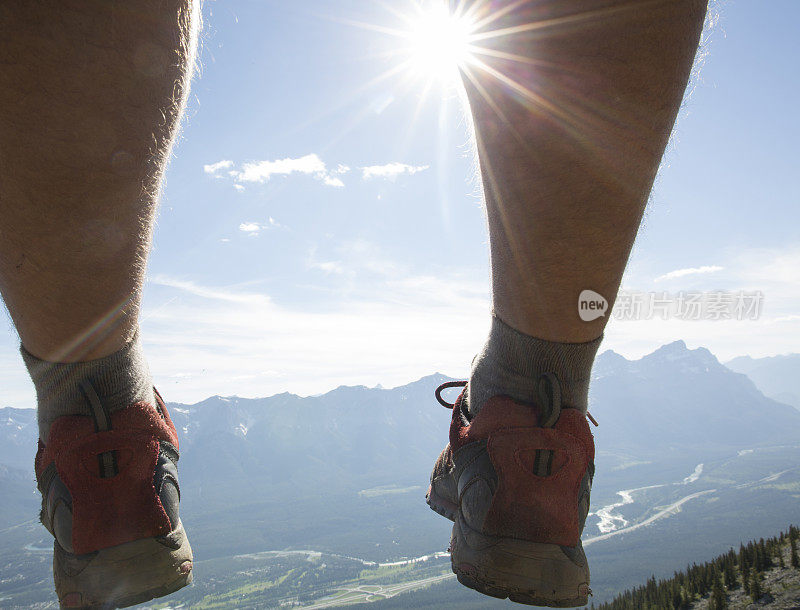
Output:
top-left (426, 484), bottom-right (457, 521)
top-left (454, 570), bottom-right (588, 608)
top-left (428, 487), bottom-right (590, 607)
top-left (449, 514), bottom-right (590, 608)
top-left (54, 521), bottom-right (193, 609)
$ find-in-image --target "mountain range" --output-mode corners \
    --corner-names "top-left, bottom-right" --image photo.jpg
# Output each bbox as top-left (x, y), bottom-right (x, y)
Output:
top-left (4, 341), bottom-right (797, 487)
top-left (726, 353), bottom-right (800, 409)
top-left (1, 340), bottom-right (799, 607)
top-left (591, 341), bottom-right (800, 460)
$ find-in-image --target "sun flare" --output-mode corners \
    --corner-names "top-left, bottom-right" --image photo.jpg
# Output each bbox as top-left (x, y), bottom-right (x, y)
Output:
top-left (340, 0), bottom-right (541, 111)
top-left (402, 3), bottom-right (477, 83)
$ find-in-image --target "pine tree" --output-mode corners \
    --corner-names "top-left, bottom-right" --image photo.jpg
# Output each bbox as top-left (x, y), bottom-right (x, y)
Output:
top-left (686, 566), bottom-right (696, 599)
top-left (742, 565), bottom-right (751, 596)
top-left (741, 555), bottom-right (750, 594)
top-left (711, 571), bottom-right (727, 610)
top-left (671, 585), bottom-right (684, 610)
top-left (594, 526), bottom-right (799, 610)
top-left (760, 538), bottom-right (773, 568)
top-left (791, 535), bottom-right (799, 569)
top-left (739, 543), bottom-right (749, 580)
top-left (723, 557), bottom-right (738, 590)
top-left (750, 571), bottom-right (763, 602)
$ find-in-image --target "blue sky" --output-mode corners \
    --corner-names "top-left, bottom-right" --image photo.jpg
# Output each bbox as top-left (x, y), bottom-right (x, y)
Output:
top-left (2, 0), bottom-right (799, 408)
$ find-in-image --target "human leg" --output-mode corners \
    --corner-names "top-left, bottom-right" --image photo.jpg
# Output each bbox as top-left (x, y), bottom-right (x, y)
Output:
top-left (429, 1), bottom-right (708, 605)
top-left (464, 0), bottom-right (706, 412)
top-left (471, 0), bottom-right (708, 344)
top-left (0, 1), bottom-right (197, 364)
top-left (466, 0), bottom-right (708, 414)
top-left (0, 1), bottom-right (199, 606)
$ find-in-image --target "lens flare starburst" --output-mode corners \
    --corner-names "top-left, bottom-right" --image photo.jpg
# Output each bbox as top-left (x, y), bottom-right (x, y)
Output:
top-left (401, 3), bottom-right (476, 84)
top-left (327, 1), bottom-right (594, 146)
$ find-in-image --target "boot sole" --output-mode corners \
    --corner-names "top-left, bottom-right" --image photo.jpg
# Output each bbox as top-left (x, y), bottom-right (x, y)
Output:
top-left (54, 521), bottom-right (193, 609)
top-left (447, 511), bottom-right (590, 608)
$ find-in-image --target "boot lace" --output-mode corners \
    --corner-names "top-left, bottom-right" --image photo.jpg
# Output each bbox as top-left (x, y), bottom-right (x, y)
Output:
top-left (434, 379), bottom-right (598, 426)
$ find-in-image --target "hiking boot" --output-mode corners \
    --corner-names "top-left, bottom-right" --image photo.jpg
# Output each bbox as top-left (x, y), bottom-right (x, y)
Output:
top-left (35, 382), bottom-right (193, 609)
top-left (426, 376), bottom-right (595, 607)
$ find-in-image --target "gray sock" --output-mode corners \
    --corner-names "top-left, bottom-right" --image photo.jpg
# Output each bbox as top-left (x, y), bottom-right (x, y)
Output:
top-left (467, 315), bottom-right (602, 415)
top-left (21, 332), bottom-right (156, 443)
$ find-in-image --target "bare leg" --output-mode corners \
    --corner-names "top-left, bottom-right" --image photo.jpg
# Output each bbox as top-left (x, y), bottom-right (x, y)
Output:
top-left (427, 5), bottom-right (710, 605)
top-left (461, 0), bottom-right (708, 414)
top-left (465, 0), bottom-right (708, 342)
top-left (0, 5), bottom-right (200, 605)
top-left (0, 0), bottom-right (199, 363)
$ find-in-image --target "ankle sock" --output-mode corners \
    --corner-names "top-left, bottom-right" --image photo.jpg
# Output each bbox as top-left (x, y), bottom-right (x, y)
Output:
top-left (21, 332), bottom-right (156, 443)
top-left (467, 315), bottom-right (602, 415)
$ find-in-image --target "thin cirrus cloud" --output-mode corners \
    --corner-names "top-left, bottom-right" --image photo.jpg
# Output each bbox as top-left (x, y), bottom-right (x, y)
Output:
top-left (655, 265), bottom-right (724, 282)
top-left (310, 260), bottom-right (345, 275)
top-left (203, 155), bottom-right (429, 189)
top-left (306, 246), bottom-right (347, 276)
top-left (150, 275), bottom-right (272, 305)
top-left (141, 264), bottom-right (489, 403)
top-left (132, 244), bottom-right (800, 405)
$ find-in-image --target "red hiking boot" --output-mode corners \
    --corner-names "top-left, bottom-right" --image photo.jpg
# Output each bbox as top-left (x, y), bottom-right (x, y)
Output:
top-left (426, 376), bottom-right (595, 607)
top-left (35, 382), bottom-right (193, 609)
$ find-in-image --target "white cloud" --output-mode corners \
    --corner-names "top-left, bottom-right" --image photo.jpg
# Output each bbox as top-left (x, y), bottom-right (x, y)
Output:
top-left (306, 246), bottom-right (346, 275)
top-left (361, 162), bottom-right (430, 181)
top-left (203, 160), bottom-right (234, 175)
top-left (311, 239), bottom-right (404, 278)
top-left (141, 266), bottom-right (489, 403)
top-left (772, 314), bottom-right (800, 323)
top-left (9, 243), bottom-right (778, 407)
top-left (239, 222), bottom-right (261, 233)
top-left (236, 154), bottom-right (324, 182)
top-left (603, 245), bottom-right (800, 361)
top-left (238, 217), bottom-right (283, 235)
top-left (204, 156), bottom-right (430, 190)
top-left (655, 265), bottom-right (724, 282)
top-left (141, 241), bottom-right (490, 402)
top-left (311, 260), bottom-right (345, 274)
top-left (6, 241), bottom-right (797, 409)
top-left (234, 153), bottom-right (344, 188)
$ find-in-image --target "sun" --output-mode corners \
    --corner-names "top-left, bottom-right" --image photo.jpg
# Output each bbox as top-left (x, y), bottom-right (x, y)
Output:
top-left (401, 3), bottom-right (477, 83)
